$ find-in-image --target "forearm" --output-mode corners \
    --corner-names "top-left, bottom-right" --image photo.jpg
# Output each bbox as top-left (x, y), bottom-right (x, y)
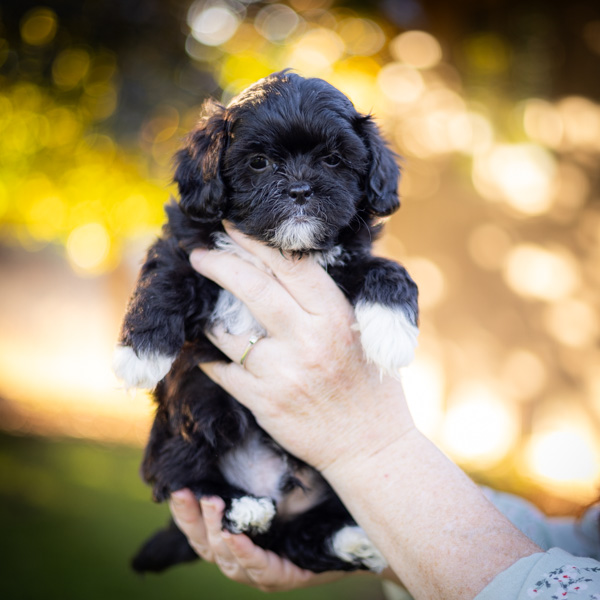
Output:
top-left (323, 414), bottom-right (541, 600)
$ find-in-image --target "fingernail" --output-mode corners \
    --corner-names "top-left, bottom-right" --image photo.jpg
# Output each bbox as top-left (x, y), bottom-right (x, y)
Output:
top-left (200, 496), bottom-right (219, 510)
top-left (171, 489), bottom-right (187, 505)
top-left (221, 530), bottom-right (232, 540)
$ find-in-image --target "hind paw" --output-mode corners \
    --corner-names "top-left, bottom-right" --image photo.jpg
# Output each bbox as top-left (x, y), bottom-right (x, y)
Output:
top-left (330, 526), bottom-right (388, 572)
top-left (224, 496), bottom-right (276, 535)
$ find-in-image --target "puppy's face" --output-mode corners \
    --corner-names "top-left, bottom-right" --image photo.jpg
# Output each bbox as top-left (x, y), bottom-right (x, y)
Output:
top-left (222, 98), bottom-right (369, 251)
top-left (175, 72), bottom-right (401, 251)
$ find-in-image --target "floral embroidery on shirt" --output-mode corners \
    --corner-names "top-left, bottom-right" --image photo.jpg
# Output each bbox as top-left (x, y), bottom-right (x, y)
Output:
top-left (527, 564), bottom-right (600, 598)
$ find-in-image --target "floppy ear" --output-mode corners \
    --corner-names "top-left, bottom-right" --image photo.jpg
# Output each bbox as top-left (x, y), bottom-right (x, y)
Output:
top-left (356, 115), bottom-right (401, 217)
top-left (174, 99), bottom-right (228, 222)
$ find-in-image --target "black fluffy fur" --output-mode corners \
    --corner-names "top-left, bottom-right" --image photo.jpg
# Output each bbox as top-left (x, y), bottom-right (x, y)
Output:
top-left (118, 71), bottom-right (418, 574)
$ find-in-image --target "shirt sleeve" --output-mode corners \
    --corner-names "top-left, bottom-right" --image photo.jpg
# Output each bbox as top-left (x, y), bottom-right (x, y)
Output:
top-left (481, 487), bottom-right (600, 560)
top-left (475, 548), bottom-right (600, 600)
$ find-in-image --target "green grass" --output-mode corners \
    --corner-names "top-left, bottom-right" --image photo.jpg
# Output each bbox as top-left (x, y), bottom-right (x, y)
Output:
top-left (0, 432), bottom-right (383, 600)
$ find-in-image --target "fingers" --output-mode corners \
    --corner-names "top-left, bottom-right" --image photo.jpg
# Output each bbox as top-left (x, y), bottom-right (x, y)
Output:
top-left (169, 489), bottom-right (212, 560)
top-left (198, 361), bottom-right (259, 414)
top-left (220, 532), bottom-right (317, 591)
top-left (190, 248), bottom-right (304, 336)
top-left (223, 223), bottom-right (350, 316)
top-left (170, 490), bottom-right (347, 591)
top-left (205, 325), bottom-right (269, 375)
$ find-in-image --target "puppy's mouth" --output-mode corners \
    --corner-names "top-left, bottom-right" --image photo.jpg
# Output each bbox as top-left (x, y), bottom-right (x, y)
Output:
top-left (290, 207), bottom-right (311, 220)
top-left (269, 214), bottom-right (325, 252)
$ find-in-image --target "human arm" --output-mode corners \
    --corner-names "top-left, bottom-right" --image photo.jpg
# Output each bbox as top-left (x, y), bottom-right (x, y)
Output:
top-left (185, 224), bottom-right (541, 600)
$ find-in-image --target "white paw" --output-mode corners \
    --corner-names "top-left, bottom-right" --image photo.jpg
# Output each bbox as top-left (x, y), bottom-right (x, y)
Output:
top-left (112, 345), bottom-right (175, 389)
top-left (354, 302), bottom-right (419, 376)
top-left (226, 496), bottom-right (276, 534)
top-left (331, 526), bottom-right (388, 573)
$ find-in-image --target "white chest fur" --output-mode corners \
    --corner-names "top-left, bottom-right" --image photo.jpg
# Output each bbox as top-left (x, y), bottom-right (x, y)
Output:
top-left (208, 233), bottom-right (347, 336)
top-left (218, 432), bottom-right (326, 518)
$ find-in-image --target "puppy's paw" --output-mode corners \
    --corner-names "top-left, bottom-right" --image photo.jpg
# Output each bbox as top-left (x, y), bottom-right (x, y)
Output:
top-left (223, 496), bottom-right (276, 535)
top-left (354, 302), bottom-right (419, 376)
top-left (330, 526), bottom-right (388, 573)
top-left (112, 345), bottom-right (175, 390)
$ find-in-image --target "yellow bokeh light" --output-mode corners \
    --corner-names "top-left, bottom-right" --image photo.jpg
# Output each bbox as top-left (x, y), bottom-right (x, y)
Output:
top-left (287, 28), bottom-right (345, 75)
top-left (557, 96), bottom-right (600, 151)
top-left (110, 195), bottom-right (152, 233)
top-left (337, 17), bottom-right (385, 56)
top-left (52, 49), bottom-right (91, 90)
top-left (441, 382), bottom-right (518, 469)
top-left (525, 428), bottom-right (600, 500)
top-left (502, 244), bottom-right (580, 301)
top-left (81, 84), bottom-right (118, 121)
top-left (447, 111), bottom-right (494, 155)
top-left (219, 54), bottom-right (275, 97)
top-left (390, 30), bottom-right (442, 69)
top-left (330, 57), bottom-right (380, 114)
top-left (472, 143), bottom-right (556, 215)
top-left (46, 107), bottom-right (83, 147)
top-left (26, 195), bottom-right (67, 242)
top-left (543, 299), bottom-right (599, 348)
top-left (255, 3), bottom-right (300, 43)
top-left (66, 222), bottom-right (111, 273)
top-left (377, 63), bottom-right (424, 104)
top-left (20, 8), bottom-right (58, 46)
top-left (0, 180), bottom-right (7, 219)
top-left (522, 98), bottom-right (563, 148)
top-left (188, 2), bottom-right (241, 46)
top-left (403, 356), bottom-right (445, 439)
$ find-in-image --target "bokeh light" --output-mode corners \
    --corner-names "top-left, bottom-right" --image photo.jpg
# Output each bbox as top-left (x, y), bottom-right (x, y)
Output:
top-left (1, 0), bottom-right (599, 508)
top-left (441, 382), bottom-right (518, 469)
top-left (20, 7), bottom-right (58, 46)
top-left (525, 429), bottom-right (600, 499)
top-left (188, 1), bottom-right (242, 46)
top-left (472, 144), bottom-right (556, 215)
top-left (390, 30), bottom-right (442, 69)
top-left (502, 244), bottom-right (580, 302)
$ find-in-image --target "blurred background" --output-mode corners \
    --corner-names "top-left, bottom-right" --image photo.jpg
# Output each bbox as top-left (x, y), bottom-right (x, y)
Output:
top-left (1, 0), bottom-right (600, 598)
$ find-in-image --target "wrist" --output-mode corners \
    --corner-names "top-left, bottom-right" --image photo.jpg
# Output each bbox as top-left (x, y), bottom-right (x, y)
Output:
top-left (318, 378), bottom-right (417, 480)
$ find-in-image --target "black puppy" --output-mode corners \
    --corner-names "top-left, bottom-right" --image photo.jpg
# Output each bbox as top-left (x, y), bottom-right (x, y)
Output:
top-left (114, 71), bottom-right (419, 574)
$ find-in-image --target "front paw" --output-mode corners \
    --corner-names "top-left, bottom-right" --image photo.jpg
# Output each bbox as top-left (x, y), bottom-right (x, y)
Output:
top-left (330, 526), bottom-right (388, 573)
top-left (223, 496), bottom-right (276, 535)
top-left (112, 345), bottom-right (175, 389)
top-left (354, 302), bottom-right (419, 376)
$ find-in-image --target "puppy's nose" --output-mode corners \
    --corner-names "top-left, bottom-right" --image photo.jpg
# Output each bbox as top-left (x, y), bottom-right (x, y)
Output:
top-left (288, 182), bottom-right (313, 204)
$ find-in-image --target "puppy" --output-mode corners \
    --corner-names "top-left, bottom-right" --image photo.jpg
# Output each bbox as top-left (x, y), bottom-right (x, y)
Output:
top-left (114, 71), bottom-right (419, 574)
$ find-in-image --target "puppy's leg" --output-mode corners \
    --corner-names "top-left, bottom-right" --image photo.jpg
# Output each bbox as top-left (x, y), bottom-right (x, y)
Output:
top-left (271, 503), bottom-right (385, 573)
top-left (113, 237), bottom-right (217, 390)
top-left (353, 257), bottom-right (419, 377)
top-left (329, 525), bottom-right (388, 572)
top-left (131, 519), bottom-right (198, 573)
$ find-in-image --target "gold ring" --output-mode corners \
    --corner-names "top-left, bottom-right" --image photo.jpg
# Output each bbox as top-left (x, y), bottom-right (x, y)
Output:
top-left (240, 334), bottom-right (263, 367)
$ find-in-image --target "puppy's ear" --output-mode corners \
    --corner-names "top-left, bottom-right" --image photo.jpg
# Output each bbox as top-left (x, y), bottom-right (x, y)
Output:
top-left (356, 115), bottom-right (401, 217)
top-left (174, 99), bottom-right (228, 222)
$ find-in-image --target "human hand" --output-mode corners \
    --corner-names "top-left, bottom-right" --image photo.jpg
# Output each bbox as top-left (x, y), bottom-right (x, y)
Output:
top-left (168, 488), bottom-right (347, 591)
top-left (190, 224), bottom-right (415, 475)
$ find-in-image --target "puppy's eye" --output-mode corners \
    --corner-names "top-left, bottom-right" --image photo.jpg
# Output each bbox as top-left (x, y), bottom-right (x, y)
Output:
top-left (249, 155), bottom-right (269, 172)
top-left (323, 154), bottom-right (341, 167)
